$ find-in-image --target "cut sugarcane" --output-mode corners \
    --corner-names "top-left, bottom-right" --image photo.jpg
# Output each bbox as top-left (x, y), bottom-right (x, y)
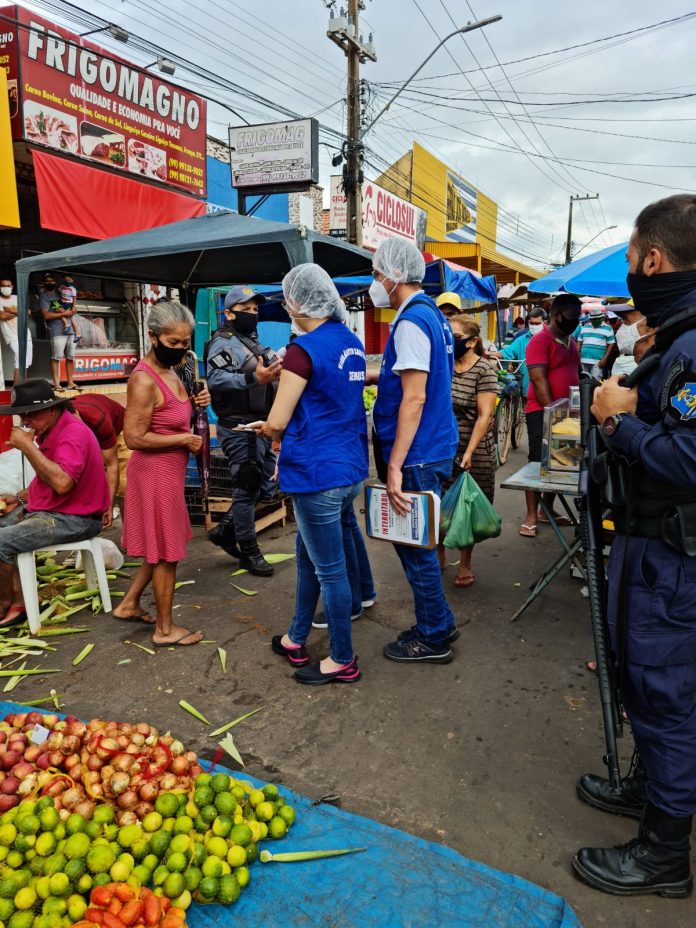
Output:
top-left (64, 589), bottom-right (99, 602)
top-left (0, 668), bottom-right (59, 677)
top-left (209, 707), bottom-right (265, 737)
top-left (124, 640), bottom-right (155, 655)
top-left (231, 584), bottom-right (257, 596)
top-left (260, 847), bottom-right (367, 864)
top-left (179, 700), bottom-right (210, 725)
top-left (3, 661), bottom-right (26, 692)
top-left (174, 580), bottom-right (195, 590)
top-left (72, 644), bottom-right (94, 666)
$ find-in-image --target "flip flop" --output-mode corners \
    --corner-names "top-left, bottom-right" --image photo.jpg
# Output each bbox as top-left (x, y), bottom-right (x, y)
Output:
top-left (519, 523), bottom-right (537, 537)
top-left (454, 574), bottom-right (475, 588)
top-left (538, 513), bottom-right (573, 526)
top-left (113, 610), bottom-right (156, 625)
top-left (0, 609), bottom-right (27, 628)
top-left (152, 631), bottom-right (202, 648)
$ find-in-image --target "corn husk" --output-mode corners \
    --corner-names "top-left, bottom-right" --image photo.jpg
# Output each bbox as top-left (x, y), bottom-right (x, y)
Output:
top-left (72, 644), bottom-right (94, 666)
top-left (260, 847), bottom-right (367, 863)
top-left (179, 700), bottom-right (210, 725)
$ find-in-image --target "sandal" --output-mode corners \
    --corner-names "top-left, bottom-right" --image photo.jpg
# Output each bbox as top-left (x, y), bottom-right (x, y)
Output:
top-left (454, 574), bottom-right (475, 588)
top-left (152, 631), bottom-right (202, 648)
top-left (113, 608), bottom-right (156, 625)
top-left (538, 513), bottom-right (573, 526)
top-left (0, 608), bottom-right (27, 628)
top-left (519, 523), bottom-right (537, 537)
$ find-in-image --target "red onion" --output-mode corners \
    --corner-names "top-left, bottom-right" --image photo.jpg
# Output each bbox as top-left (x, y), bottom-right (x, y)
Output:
top-left (74, 800), bottom-right (95, 819)
top-left (48, 751), bottom-right (64, 768)
top-left (116, 810), bottom-right (138, 826)
top-left (134, 801), bottom-right (153, 820)
top-left (110, 771), bottom-right (130, 796)
top-left (170, 757), bottom-right (190, 777)
top-left (0, 795), bottom-right (18, 812)
top-left (86, 755), bottom-right (104, 772)
top-left (25, 711), bottom-right (44, 727)
top-left (2, 752), bottom-right (22, 771)
top-left (117, 790), bottom-right (138, 811)
top-left (36, 753), bottom-right (52, 770)
top-left (1, 777), bottom-right (19, 795)
top-left (23, 745), bottom-right (41, 763)
top-left (10, 762), bottom-right (33, 780)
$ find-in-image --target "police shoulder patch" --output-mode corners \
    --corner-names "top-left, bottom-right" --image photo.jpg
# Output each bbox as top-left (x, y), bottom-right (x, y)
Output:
top-left (665, 361), bottom-right (696, 423)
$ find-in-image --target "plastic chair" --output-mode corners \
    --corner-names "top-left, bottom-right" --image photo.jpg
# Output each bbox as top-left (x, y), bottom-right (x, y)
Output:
top-left (17, 538), bottom-right (112, 634)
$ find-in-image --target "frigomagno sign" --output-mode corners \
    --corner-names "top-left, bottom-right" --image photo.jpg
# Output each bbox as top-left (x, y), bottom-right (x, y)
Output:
top-left (1, 5), bottom-right (207, 196)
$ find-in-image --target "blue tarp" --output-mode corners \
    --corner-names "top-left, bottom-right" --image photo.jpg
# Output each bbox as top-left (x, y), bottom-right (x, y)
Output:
top-left (0, 700), bottom-right (581, 927)
top-left (528, 243), bottom-right (629, 298)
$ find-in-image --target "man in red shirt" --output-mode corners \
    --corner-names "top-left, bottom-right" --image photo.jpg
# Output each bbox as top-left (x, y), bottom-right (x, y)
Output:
top-left (71, 394), bottom-right (128, 526)
top-left (520, 293), bottom-right (581, 536)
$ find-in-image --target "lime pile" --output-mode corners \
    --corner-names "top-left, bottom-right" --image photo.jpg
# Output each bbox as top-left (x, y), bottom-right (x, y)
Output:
top-left (0, 772), bottom-right (295, 925)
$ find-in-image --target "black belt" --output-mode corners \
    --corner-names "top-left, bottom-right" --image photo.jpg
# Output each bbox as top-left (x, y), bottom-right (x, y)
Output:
top-left (217, 416), bottom-right (254, 429)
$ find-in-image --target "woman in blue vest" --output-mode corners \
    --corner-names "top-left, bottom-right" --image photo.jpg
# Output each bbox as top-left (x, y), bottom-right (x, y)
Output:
top-left (254, 264), bottom-right (369, 685)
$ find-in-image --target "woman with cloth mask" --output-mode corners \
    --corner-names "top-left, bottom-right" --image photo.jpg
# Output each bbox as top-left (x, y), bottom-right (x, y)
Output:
top-left (116, 301), bottom-right (209, 648)
top-left (439, 315), bottom-right (498, 588)
top-left (253, 264), bottom-right (369, 685)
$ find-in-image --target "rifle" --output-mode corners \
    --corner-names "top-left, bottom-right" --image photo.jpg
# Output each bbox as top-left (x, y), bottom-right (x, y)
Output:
top-left (575, 376), bottom-right (623, 792)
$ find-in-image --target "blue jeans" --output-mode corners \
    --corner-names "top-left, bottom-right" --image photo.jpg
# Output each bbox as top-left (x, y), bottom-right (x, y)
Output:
top-left (0, 508), bottom-right (102, 563)
top-left (342, 504), bottom-right (376, 615)
top-left (393, 460), bottom-right (455, 646)
top-left (289, 482), bottom-right (363, 664)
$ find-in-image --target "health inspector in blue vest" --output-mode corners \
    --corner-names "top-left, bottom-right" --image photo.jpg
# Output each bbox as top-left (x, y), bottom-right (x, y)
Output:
top-left (369, 238), bottom-right (459, 666)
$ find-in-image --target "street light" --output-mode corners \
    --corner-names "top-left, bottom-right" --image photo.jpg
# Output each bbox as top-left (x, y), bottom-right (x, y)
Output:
top-left (143, 58), bottom-right (176, 76)
top-left (572, 226), bottom-right (618, 259)
top-left (361, 16), bottom-right (502, 138)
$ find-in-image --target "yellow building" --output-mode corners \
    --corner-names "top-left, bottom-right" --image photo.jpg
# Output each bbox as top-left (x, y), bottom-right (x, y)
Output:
top-left (377, 141), bottom-right (539, 286)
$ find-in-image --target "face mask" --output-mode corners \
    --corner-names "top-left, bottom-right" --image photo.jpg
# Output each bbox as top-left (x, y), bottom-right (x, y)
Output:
top-left (528, 323), bottom-right (543, 336)
top-left (152, 339), bottom-right (188, 367)
top-left (232, 312), bottom-right (258, 336)
top-left (590, 318), bottom-right (604, 328)
top-left (615, 317), bottom-right (644, 354)
top-left (453, 338), bottom-right (470, 359)
top-left (0, 287), bottom-right (11, 297)
top-left (626, 270), bottom-right (696, 328)
top-left (290, 318), bottom-right (304, 337)
top-left (369, 278), bottom-right (394, 308)
top-left (555, 315), bottom-right (579, 336)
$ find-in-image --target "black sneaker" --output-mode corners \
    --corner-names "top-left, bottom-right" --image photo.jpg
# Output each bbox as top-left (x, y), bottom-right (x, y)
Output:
top-left (294, 656), bottom-right (361, 686)
top-left (271, 635), bottom-right (309, 667)
top-left (383, 637), bottom-right (453, 664)
top-left (397, 624), bottom-right (460, 644)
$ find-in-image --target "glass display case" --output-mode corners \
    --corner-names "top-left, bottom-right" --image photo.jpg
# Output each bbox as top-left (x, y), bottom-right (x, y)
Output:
top-left (540, 397), bottom-right (582, 477)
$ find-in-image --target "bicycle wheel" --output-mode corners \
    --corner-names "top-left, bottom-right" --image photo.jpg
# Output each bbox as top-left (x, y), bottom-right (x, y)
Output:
top-left (496, 398), bottom-right (512, 465)
top-left (512, 398), bottom-right (526, 450)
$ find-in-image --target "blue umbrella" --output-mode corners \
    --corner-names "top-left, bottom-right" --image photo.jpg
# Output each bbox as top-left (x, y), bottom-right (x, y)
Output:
top-left (529, 242), bottom-right (629, 298)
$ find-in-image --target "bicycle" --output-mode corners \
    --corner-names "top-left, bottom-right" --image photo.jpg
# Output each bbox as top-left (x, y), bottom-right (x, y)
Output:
top-left (493, 358), bottom-right (526, 465)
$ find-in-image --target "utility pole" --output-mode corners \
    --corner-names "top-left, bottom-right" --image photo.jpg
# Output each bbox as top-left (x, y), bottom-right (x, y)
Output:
top-left (327, 3), bottom-right (376, 246)
top-left (565, 194), bottom-right (599, 264)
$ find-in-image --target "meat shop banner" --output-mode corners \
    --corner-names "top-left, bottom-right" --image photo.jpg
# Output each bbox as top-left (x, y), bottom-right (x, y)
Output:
top-left (0, 5), bottom-right (206, 197)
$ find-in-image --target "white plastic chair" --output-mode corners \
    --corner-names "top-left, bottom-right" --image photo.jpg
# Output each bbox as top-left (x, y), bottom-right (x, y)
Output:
top-left (17, 539), bottom-right (112, 634)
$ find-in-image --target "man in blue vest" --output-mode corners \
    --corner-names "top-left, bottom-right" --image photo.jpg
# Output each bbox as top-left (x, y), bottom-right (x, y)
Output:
top-left (370, 238), bottom-right (459, 663)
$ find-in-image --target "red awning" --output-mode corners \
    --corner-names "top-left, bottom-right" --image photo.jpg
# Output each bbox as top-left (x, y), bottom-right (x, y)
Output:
top-left (32, 149), bottom-right (206, 240)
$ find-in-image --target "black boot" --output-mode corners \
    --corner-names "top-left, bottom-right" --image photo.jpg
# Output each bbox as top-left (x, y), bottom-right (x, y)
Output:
top-left (207, 516), bottom-right (241, 559)
top-left (576, 769), bottom-right (646, 820)
top-left (572, 804), bottom-right (693, 897)
top-left (238, 539), bottom-right (274, 577)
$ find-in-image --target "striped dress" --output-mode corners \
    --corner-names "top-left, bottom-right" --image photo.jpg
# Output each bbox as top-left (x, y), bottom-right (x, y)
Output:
top-left (121, 361), bottom-right (193, 564)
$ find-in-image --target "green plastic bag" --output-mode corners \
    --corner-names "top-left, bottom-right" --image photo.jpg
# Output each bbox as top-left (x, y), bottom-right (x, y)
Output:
top-left (441, 471), bottom-right (501, 549)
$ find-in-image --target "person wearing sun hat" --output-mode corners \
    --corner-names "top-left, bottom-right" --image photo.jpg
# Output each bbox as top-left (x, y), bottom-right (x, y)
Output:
top-left (0, 379), bottom-right (110, 627)
top-left (435, 291), bottom-right (462, 318)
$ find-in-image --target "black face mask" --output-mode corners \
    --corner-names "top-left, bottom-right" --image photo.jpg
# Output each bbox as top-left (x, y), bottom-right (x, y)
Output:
top-left (232, 313), bottom-right (258, 336)
top-left (453, 338), bottom-right (470, 359)
top-left (153, 339), bottom-right (188, 367)
top-left (555, 315), bottom-right (579, 336)
top-left (626, 270), bottom-right (696, 328)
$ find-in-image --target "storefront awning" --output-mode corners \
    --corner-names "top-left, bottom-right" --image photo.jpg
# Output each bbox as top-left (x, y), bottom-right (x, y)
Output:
top-left (32, 150), bottom-right (206, 241)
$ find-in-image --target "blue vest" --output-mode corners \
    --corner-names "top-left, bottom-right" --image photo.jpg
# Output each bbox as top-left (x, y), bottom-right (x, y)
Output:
top-left (373, 294), bottom-right (458, 467)
top-left (279, 321), bottom-right (369, 493)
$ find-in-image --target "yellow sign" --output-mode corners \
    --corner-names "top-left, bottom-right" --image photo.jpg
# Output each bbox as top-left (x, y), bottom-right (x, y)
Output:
top-left (0, 69), bottom-right (20, 230)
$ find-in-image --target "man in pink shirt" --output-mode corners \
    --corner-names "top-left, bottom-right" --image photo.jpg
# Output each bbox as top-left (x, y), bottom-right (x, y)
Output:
top-left (0, 380), bottom-right (110, 627)
top-left (520, 294), bottom-right (581, 537)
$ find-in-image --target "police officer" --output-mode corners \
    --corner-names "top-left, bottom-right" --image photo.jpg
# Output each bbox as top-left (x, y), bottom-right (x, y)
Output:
top-left (206, 286), bottom-right (281, 576)
top-left (573, 195), bottom-right (696, 897)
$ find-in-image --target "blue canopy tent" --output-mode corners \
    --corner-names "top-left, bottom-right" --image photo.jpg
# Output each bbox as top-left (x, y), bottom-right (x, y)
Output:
top-left (528, 243), bottom-right (629, 298)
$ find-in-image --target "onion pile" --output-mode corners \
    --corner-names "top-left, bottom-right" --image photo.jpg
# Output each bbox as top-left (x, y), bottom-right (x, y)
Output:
top-left (0, 711), bottom-right (202, 824)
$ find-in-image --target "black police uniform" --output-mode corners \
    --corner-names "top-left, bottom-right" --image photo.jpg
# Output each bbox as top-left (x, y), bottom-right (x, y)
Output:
top-left (574, 295), bottom-right (696, 897)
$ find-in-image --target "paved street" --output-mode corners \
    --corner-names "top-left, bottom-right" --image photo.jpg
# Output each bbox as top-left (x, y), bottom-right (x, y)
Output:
top-left (14, 445), bottom-right (695, 928)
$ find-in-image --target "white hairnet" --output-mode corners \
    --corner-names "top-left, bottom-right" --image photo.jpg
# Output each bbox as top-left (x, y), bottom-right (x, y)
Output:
top-left (282, 263), bottom-right (347, 321)
top-left (373, 238), bottom-right (425, 284)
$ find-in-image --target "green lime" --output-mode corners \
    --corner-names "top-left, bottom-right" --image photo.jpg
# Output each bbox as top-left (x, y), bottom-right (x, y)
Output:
top-left (184, 866), bottom-right (201, 892)
top-left (102, 824), bottom-right (118, 842)
top-left (199, 805), bottom-right (217, 826)
top-left (171, 889), bottom-right (192, 911)
top-left (168, 834), bottom-right (189, 856)
top-left (172, 816), bottom-right (193, 836)
top-left (42, 854), bottom-right (67, 877)
top-left (197, 876), bottom-right (219, 901)
top-left (226, 845), bottom-right (246, 868)
top-left (64, 859), bottom-right (85, 885)
top-left (152, 865), bottom-right (169, 887)
top-left (16, 816), bottom-right (39, 838)
top-left (228, 824), bottom-right (252, 848)
top-left (13, 835), bottom-right (33, 855)
top-left (117, 824), bottom-right (142, 849)
top-left (37, 809), bottom-right (59, 834)
top-left (10, 871), bottom-right (29, 889)
top-left (47, 873), bottom-right (70, 898)
top-left (148, 831), bottom-right (171, 860)
top-left (194, 773), bottom-right (212, 788)
top-left (66, 894), bottom-right (86, 923)
top-left (191, 844), bottom-right (206, 868)
top-left (64, 814), bottom-right (85, 836)
top-left (0, 878), bottom-right (18, 900)
top-left (211, 773), bottom-right (231, 794)
top-left (0, 896), bottom-right (14, 922)
top-left (110, 860), bottom-right (131, 883)
top-left (231, 785), bottom-right (246, 803)
top-left (64, 833), bottom-right (90, 861)
top-left (201, 856), bottom-right (223, 879)
top-left (247, 789), bottom-right (264, 809)
top-left (193, 815), bottom-right (207, 834)
top-left (142, 853), bottom-right (159, 871)
top-left (245, 843), bottom-right (258, 864)
top-left (132, 864), bottom-right (152, 885)
top-left (154, 794), bottom-right (179, 819)
top-left (254, 801), bottom-right (274, 823)
top-left (76, 874), bottom-right (92, 895)
top-left (35, 874), bottom-right (51, 899)
top-left (163, 872), bottom-right (184, 899)
top-left (86, 844), bottom-right (115, 875)
top-left (216, 873), bottom-right (240, 905)
top-left (92, 873), bottom-right (110, 887)
top-left (131, 838), bottom-right (150, 862)
top-left (92, 805), bottom-right (115, 826)
top-left (268, 816), bottom-right (287, 840)
top-left (261, 784), bottom-right (279, 801)
top-left (142, 812), bottom-right (162, 834)
top-left (8, 911), bottom-right (34, 928)
top-left (278, 805), bottom-right (295, 827)
top-left (84, 821), bottom-right (101, 841)
top-left (5, 851), bottom-right (24, 870)
top-left (29, 854), bottom-right (45, 875)
top-left (193, 787), bottom-right (213, 809)
top-left (205, 837), bottom-right (227, 860)
top-left (166, 852), bottom-right (187, 873)
top-left (235, 865), bottom-right (250, 889)
top-left (214, 793), bottom-right (235, 816)
top-left (41, 896), bottom-right (66, 916)
top-left (211, 815), bottom-right (232, 838)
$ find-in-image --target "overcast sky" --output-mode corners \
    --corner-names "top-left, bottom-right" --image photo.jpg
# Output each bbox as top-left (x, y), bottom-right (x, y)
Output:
top-left (26, 0), bottom-right (696, 268)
